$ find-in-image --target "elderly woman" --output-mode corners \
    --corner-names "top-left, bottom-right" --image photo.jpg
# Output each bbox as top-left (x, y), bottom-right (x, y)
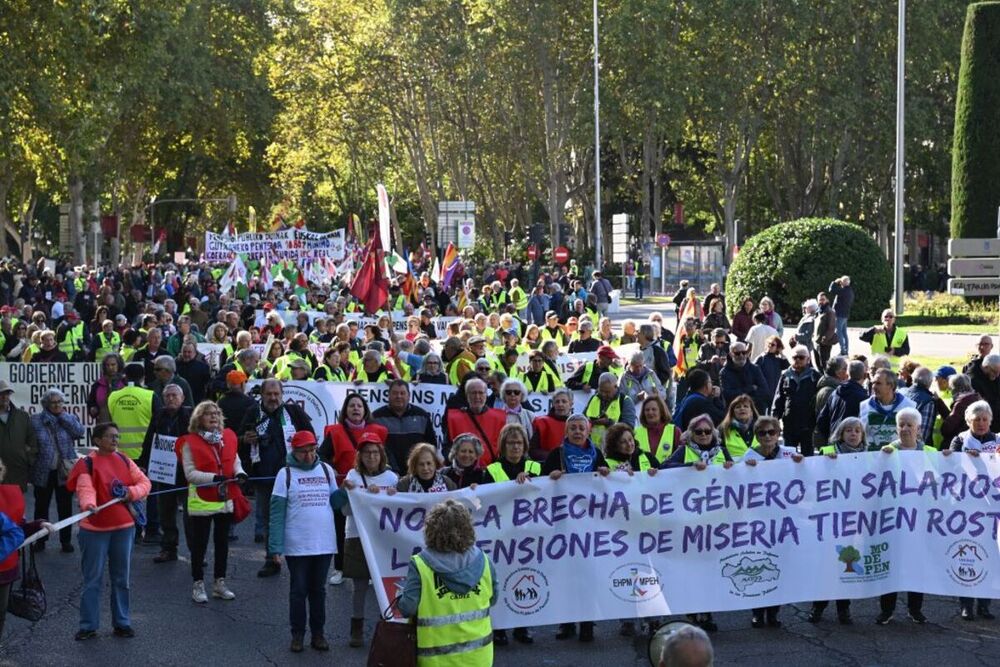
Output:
top-left (598, 317), bottom-right (618, 345)
top-left (702, 298), bottom-right (731, 334)
top-left (941, 374), bottom-right (983, 445)
top-left (177, 401), bottom-right (246, 604)
top-left (634, 395), bottom-right (681, 460)
top-left (950, 400), bottom-right (998, 621)
top-left (65, 422), bottom-right (150, 640)
top-left (30, 330), bottom-right (69, 363)
top-left (758, 296), bottom-right (784, 336)
top-left (661, 413), bottom-right (734, 471)
top-left (873, 408), bottom-right (930, 626)
top-left (441, 434), bottom-right (487, 489)
top-left (530, 387), bottom-right (573, 460)
top-left (499, 378), bottom-right (535, 440)
top-left (397, 499), bottom-right (497, 666)
top-left (583, 372), bottom-right (637, 448)
top-left (619, 351), bottom-right (665, 404)
top-left (396, 443), bottom-right (457, 493)
top-left (416, 352), bottom-right (448, 384)
top-left (269, 430), bottom-right (339, 653)
top-left (603, 423), bottom-right (659, 473)
top-left (339, 435), bottom-right (398, 647)
top-left (29, 389), bottom-right (84, 552)
top-left (312, 346), bottom-right (348, 382)
top-left (87, 353), bottom-right (126, 423)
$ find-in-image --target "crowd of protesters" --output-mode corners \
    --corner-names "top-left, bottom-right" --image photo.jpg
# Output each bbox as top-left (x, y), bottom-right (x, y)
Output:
top-left (0, 254), bottom-right (996, 658)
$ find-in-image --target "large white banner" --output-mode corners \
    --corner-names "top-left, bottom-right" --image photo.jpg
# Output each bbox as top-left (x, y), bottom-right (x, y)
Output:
top-left (204, 228), bottom-right (345, 263)
top-left (255, 381), bottom-right (593, 447)
top-left (0, 363), bottom-right (100, 444)
top-left (350, 452), bottom-right (1000, 628)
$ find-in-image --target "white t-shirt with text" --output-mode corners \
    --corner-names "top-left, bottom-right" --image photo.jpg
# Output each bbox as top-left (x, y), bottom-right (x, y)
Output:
top-left (272, 462), bottom-right (338, 556)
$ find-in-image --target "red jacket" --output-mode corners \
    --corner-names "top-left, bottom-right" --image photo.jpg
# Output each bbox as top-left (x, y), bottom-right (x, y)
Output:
top-left (531, 416), bottom-right (568, 458)
top-left (175, 430), bottom-right (238, 503)
top-left (0, 486), bottom-right (24, 574)
top-left (322, 422), bottom-right (389, 482)
top-left (446, 407), bottom-right (506, 467)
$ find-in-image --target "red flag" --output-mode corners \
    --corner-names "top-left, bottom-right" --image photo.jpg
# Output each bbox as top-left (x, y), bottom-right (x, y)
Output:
top-left (350, 231), bottom-right (389, 314)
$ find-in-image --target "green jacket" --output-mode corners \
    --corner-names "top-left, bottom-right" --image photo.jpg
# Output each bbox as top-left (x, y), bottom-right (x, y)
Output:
top-left (166, 330), bottom-right (206, 357)
top-left (0, 406), bottom-right (38, 490)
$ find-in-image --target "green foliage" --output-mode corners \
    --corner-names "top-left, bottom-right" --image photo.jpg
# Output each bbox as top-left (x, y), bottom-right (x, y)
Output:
top-left (838, 546), bottom-right (861, 571)
top-left (902, 293), bottom-right (999, 325)
top-left (951, 2), bottom-right (1000, 239)
top-left (725, 218), bottom-right (892, 321)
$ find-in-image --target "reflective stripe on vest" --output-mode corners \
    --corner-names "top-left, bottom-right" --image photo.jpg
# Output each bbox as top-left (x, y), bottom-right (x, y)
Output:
top-left (870, 327), bottom-right (908, 355)
top-left (413, 554), bottom-right (493, 666)
top-left (58, 322), bottom-right (84, 355)
top-left (107, 386), bottom-right (154, 460)
top-left (606, 455), bottom-right (651, 472)
top-left (585, 394), bottom-right (622, 448)
top-left (635, 425), bottom-right (674, 458)
top-left (485, 460), bottom-right (540, 482)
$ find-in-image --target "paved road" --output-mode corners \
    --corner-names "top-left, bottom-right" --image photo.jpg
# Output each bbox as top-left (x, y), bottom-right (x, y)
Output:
top-left (613, 301), bottom-right (994, 364)
top-left (3, 503), bottom-right (1000, 667)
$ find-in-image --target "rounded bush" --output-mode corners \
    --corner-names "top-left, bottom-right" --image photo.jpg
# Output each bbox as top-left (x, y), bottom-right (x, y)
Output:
top-left (725, 218), bottom-right (892, 322)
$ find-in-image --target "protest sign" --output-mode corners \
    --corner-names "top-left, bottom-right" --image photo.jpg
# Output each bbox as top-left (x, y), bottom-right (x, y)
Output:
top-left (0, 363), bottom-right (100, 444)
top-left (147, 434), bottom-right (179, 485)
top-left (351, 452), bottom-right (1000, 628)
top-left (205, 228), bottom-right (345, 263)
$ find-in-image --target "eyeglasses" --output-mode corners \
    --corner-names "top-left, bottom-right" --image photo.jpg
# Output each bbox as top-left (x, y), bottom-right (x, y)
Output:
top-left (692, 428), bottom-right (713, 436)
top-left (731, 351), bottom-right (747, 357)
top-left (756, 429), bottom-right (779, 437)
top-left (883, 315), bottom-right (896, 320)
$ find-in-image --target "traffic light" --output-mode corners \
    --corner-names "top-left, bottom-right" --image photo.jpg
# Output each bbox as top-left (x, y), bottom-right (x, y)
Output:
top-left (504, 230), bottom-right (513, 245)
top-left (558, 223), bottom-right (571, 246)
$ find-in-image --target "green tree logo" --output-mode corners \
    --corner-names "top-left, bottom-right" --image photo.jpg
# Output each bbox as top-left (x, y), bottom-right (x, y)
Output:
top-left (838, 546), bottom-right (861, 573)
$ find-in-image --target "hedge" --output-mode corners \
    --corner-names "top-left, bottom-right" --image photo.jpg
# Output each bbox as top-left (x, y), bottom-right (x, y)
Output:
top-left (951, 2), bottom-right (1000, 239)
top-left (725, 218), bottom-right (892, 322)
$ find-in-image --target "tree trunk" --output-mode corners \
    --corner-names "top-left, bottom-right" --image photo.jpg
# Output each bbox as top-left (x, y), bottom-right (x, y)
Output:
top-left (17, 193), bottom-right (36, 261)
top-left (69, 176), bottom-right (85, 265)
top-left (0, 178), bottom-right (11, 258)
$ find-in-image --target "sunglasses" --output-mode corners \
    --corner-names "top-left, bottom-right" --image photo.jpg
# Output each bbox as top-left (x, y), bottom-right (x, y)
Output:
top-left (731, 351), bottom-right (748, 357)
top-left (756, 429), bottom-right (779, 437)
top-left (504, 389), bottom-right (522, 396)
top-left (883, 315), bottom-right (895, 320)
top-left (692, 428), bottom-right (713, 436)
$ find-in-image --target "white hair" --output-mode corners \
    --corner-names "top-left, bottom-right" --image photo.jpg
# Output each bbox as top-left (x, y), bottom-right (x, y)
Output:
top-left (895, 407), bottom-right (922, 426)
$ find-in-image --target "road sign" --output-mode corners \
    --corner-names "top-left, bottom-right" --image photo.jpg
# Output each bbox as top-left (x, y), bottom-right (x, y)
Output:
top-left (612, 213), bottom-right (629, 263)
top-left (948, 278), bottom-right (1000, 297)
top-left (949, 238), bottom-right (1000, 257)
top-left (553, 246), bottom-right (570, 264)
top-left (948, 258), bottom-right (1000, 277)
top-left (527, 244), bottom-right (538, 261)
top-left (656, 233), bottom-right (671, 248)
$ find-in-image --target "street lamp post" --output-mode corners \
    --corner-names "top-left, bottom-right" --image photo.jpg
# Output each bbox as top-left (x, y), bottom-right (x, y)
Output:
top-left (593, 0), bottom-right (602, 271)
top-left (893, 0), bottom-right (906, 314)
top-left (146, 195), bottom-right (236, 255)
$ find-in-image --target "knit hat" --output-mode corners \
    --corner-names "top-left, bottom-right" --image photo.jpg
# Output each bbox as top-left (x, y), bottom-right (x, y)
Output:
top-left (226, 370), bottom-right (248, 386)
top-left (290, 431), bottom-right (317, 449)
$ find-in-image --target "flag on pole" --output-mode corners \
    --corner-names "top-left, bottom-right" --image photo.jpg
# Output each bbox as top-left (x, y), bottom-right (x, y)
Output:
top-left (350, 227), bottom-right (389, 315)
top-left (295, 268), bottom-right (309, 300)
top-left (430, 255), bottom-right (441, 284)
top-left (249, 206), bottom-right (257, 233)
top-left (387, 249), bottom-right (408, 274)
top-left (259, 257), bottom-right (273, 290)
top-left (441, 242), bottom-right (460, 289)
top-left (376, 184), bottom-right (391, 252)
top-left (219, 255), bottom-right (248, 293)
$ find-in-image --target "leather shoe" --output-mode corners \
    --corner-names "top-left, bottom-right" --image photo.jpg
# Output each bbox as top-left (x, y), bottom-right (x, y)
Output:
top-left (512, 627), bottom-right (533, 644)
top-left (153, 551), bottom-right (177, 564)
top-left (311, 634), bottom-right (330, 651)
top-left (113, 626), bottom-right (135, 638)
top-left (290, 635), bottom-right (304, 652)
top-left (258, 561), bottom-right (281, 578)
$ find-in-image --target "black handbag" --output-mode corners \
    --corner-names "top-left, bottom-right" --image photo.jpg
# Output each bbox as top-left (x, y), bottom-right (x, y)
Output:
top-left (7, 549), bottom-right (46, 621)
top-left (367, 598), bottom-right (416, 667)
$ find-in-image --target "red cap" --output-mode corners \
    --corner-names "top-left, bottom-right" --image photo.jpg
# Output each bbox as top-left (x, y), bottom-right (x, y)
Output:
top-left (263, 303), bottom-right (274, 311)
top-left (358, 432), bottom-right (384, 446)
top-left (597, 345), bottom-right (617, 360)
top-left (290, 431), bottom-right (317, 449)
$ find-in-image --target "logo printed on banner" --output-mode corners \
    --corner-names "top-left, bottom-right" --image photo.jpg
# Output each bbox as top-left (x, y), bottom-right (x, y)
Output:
top-left (836, 542), bottom-right (890, 583)
top-left (719, 551), bottom-right (780, 597)
top-left (946, 540), bottom-right (988, 586)
top-left (503, 567), bottom-right (550, 616)
top-left (608, 563), bottom-right (663, 603)
top-left (280, 386), bottom-right (331, 427)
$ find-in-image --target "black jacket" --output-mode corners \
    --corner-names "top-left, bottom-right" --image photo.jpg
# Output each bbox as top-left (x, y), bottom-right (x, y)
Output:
top-left (372, 404), bottom-right (438, 473)
top-left (176, 358), bottom-right (212, 404)
top-left (238, 401), bottom-right (314, 480)
top-left (815, 381), bottom-right (868, 443)
top-left (771, 367), bottom-right (822, 433)
top-left (138, 406), bottom-right (193, 488)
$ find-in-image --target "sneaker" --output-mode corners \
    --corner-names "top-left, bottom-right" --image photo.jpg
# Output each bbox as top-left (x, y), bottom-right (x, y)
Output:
top-left (113, 626), bottom-right (135, 638)
top-left (258, 561), bottom-right (281, 578)
top-left (908, 610), bottom-right (928, 624)
top-left (212, 578), bottom-right (236, 600)
top-left (74, 629), bottom-right (98, 641)
top-left (153, 551), bottom-right (177, 564)
top-left (328, 569), bottom-right (344, 585)
top-left (192, 580), bottom-right (208, 604)
top-left (961, 608), bottom-right (975, 621)
top-left (874, 612), bottom-right (893, 625)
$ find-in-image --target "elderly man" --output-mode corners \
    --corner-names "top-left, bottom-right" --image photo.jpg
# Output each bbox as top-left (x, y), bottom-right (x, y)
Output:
top-left (860, 309), bottom-right (910, 359)
top-left (212, 347), bottom-right (260, 399)
top-left (584, 372), bottom-right (637, 447)
top-left (962, 335), bottom-right (994, 375)
top-left (568, 318), bottom-right (601, 353)
top-left (137, 384), bottom-right (193, 563)
top-left (696, 328), bottom-right (730, 386)
top-left (149, 355), bottom-right (194, 407)
top-left (239, 379), bottom-right (314, 577)
top-left (166, 315), bottom-right (206, 357)
top-left (772, 346), bottom-right (822, 456)
top-left (372, 380), bottom-right (438, 473)
top-left (859, 369), bottom-right (916, 449)
top-left (176, 341), bottom-right (212, 404)
top-left (902, 367), bottom-right (940, 446)
top-left (719, 341), bottom-right (770, 413)
top-left (444, 378), bottom-right (506, 466)
top-left (352, 349), bottom-right (394, 383)
top-left (30, 389), bottom-right (85, 552)
top-left (969, 353), bottom-right (1000, 431)
top-left (0, 380), bottom-right (37, 491)
top-left (658, 624), bottom-right (714, 667)
top-left (566, 345), bottom-right (620, 391)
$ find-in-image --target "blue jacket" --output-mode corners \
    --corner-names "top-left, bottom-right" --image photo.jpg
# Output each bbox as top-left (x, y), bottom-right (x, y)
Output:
top-left (397, 546), bottom-right (498, 619)
top-left (29, 411), bottom-right (85, 487)
top-left (719, 360), bottom-right (770, 413)
top-left (0, 512), bottom-right (24, 562)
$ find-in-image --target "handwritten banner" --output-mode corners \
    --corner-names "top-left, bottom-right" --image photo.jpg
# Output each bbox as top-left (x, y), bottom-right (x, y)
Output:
top-left (204, 228), bottom-right (345, 263)
top-left (0, 363), bottom-right (100, 446)
top-left (147, 434), bottom-right (179, 485)
top-left (350, 452), bottom-right (1000, 628)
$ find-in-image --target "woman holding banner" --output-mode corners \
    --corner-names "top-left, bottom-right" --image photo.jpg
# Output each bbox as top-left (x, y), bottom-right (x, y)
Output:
top-left (396, 443), bottom-right (456, 494)
top-left (718, 395), bottom-right (760, 460)
top-left (441, 435), bottom-right (487, 489)
top-left (634, 396), bottom-right (680, 460)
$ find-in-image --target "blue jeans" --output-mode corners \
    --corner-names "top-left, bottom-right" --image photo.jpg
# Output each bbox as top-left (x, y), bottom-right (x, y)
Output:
top-left (286, 554), bottom-right (332, 637)
top-left (79, 526), bottom-right (135, 631)
top-left (836, 317), bottom-right (849, 354)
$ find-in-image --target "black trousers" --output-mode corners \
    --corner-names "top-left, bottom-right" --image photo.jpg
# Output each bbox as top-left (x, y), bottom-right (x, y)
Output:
top-left (880, 592), bottom-right (923, 613)
top-left (783, 426), bottom-right (815, 457)
top-left (34, 470), bottom-right (73, 545)
top-left (157, 486), bottom-right (191, 554)
top-left (812, 599), bottom-right (851, 615)
top-left (189, 513), bottom-right (231, 581)
top-left (333, 509), bottom-right (346, 571)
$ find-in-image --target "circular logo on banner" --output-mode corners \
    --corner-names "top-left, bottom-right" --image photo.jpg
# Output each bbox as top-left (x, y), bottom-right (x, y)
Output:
top-left (502, 567), bottom-right (550, 616)
top-left (946, 540), bottom-right (989, 586)
top-left (281, 385), bottom-right (330, 428)
top-left (719, 551), bottom-right (781, 598)
top-left (608, 563), bottom-right (663, 603)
